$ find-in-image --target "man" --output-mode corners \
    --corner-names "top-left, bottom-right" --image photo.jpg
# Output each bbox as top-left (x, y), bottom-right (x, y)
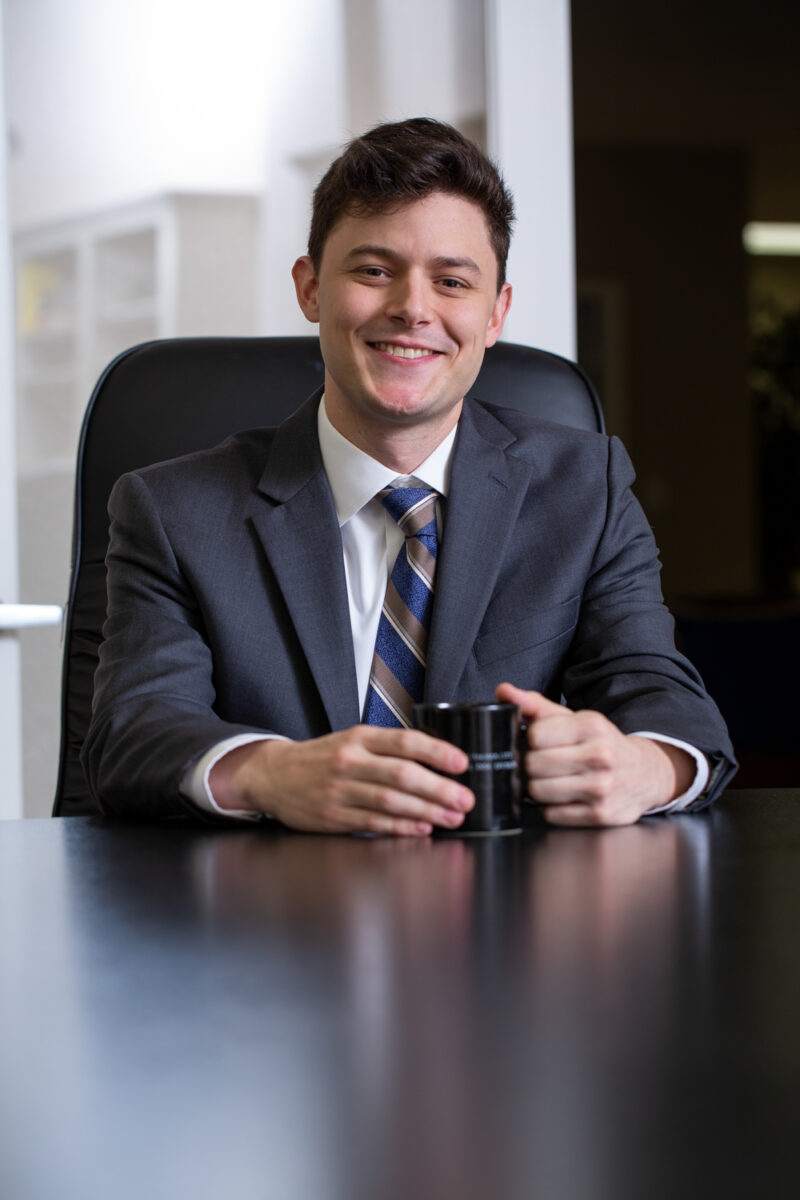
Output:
top-left (83, 118), bottom-right (736, 831)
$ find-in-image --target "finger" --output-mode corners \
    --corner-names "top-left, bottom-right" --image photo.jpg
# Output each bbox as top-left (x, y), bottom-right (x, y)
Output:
top-left (527, 709), bottom-right (616, 752)
top-left (526, 717), bottom-right (588, 752)
top-left (257, 734), bottom-right (469, 835)
top-left (526, 772), bottom-right (607, 805)
top-left (495, 682), bottom-right (570, 721)
top-left (326, 807), bottom-right (436, 837)
top-left (281, 783), bottom-right (438, 837)
top-left (374, 759), bottom-right (475, 816)
top-left (527, 758), bottom-right (634, 818)
top-left (360, 725), bottom-right (470, 776)
top-left (525, 745), bottom-right (598, 779)
top-left (339, 808), bottom-right (437, 837)
top-left (539, 803), bottom-right (607, 827)
top-left (321, 729), bottom-right (471, 810)
top-left (328, 750), bottom-right (474, 817)
top-left (357, 778), bottom-right (471, 829)
top-left (324, 780), bottom-right (469, 833)
top-left (539, 803), bottom-right (636, 828)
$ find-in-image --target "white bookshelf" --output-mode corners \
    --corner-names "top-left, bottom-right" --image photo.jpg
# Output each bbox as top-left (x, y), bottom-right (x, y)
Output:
top-left (13, 192), bottom-right (259, 816)
top-left (15, 192), bottom-right (258, 478)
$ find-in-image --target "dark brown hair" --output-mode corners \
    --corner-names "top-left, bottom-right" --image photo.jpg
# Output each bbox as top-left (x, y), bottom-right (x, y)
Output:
top-left (308, 117), bottom-right (515, 288)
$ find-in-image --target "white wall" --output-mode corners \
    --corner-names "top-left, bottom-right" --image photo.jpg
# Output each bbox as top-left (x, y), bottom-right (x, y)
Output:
top-left (260, 0), bottom-right (488, 335)
top-left (486, 0), bottom-right (575, 357)
top-left (0, 4), bottom-right (24, 818)
top-left (7, 0), bottom-right (575, 347)
top-left (5, 0), bottom-right (281, 229)
top-left (261, 0), bottom-right (575, 355)
top-left (345, 0), bottom-right (486, 131)
top-left (259, 0), bottom-right (350, 336)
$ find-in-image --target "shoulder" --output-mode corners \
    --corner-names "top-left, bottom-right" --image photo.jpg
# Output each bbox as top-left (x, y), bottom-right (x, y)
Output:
top-left (135, 426), bottom-right (277, 491)
top-left (465, 394), bottom-right (602, 446)
top-left (463, 397), bottom-right (631, 480)
top-left (106, 427), bottom-right (280, 531)
top-left (117, 389), bottom-right (322, 506)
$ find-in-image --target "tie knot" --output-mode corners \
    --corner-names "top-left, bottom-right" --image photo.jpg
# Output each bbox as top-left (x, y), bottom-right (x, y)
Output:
top-left (379, 486), bottom-right (438, 540)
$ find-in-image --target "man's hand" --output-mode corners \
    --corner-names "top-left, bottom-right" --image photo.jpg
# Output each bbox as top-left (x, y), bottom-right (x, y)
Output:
top-left (209, 726), bottom-right (474, 836)
top-left (495, 682), bottom-right (695, 826)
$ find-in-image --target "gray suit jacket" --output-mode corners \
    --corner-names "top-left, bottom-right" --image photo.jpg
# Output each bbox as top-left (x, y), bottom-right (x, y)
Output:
top-left (82, 391), bottom-right (737, 817)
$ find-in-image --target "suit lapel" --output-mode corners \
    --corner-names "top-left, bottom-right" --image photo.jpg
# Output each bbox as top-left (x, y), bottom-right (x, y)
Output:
top-left (249, 392), bottom-right (361, 731)
top-left (427, 400), bottom-right (534, 700)
top-left (247, 393), bottom-right (535, 723)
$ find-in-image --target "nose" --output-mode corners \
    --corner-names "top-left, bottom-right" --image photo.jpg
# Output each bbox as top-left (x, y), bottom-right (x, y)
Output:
top-left (386, 271), bottom-right (433, 327)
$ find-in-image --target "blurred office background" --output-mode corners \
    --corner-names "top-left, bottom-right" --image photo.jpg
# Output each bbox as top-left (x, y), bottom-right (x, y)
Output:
top-left (1, 0), bottom-right (798, 816)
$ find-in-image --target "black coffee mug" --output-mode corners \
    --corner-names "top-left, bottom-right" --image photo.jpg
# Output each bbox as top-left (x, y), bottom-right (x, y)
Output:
top-left (412, 701), bottom-right (528, 835)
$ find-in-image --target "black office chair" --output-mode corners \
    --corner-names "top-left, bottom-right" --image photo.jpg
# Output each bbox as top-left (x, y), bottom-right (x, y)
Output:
top-left (53, 336), bottom-right (603, 816)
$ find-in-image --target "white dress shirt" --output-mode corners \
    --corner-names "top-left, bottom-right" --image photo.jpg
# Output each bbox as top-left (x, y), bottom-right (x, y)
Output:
top-left (182, 397), bottom-right (707, 818)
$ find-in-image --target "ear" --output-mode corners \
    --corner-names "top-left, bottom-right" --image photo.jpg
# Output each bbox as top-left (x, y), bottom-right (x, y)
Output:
top-left (485, 283), bottom-right (512, 348)
top-left (292, 256), bottom-right (320, 324)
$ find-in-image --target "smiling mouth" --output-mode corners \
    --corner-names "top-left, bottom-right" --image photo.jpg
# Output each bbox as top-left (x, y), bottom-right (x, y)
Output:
top-left (370, 342), bottom-right (440, 360)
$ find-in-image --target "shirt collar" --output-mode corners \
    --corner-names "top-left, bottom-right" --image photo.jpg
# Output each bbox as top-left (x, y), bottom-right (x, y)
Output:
top-left (317, 395), bottom-right (456, 527)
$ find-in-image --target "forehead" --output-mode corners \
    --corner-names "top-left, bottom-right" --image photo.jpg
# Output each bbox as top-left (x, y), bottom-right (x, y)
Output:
top-left (319, 193), bottom-right (496, 268)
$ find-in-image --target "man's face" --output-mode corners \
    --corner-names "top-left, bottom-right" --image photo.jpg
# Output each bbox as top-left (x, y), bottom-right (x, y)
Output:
top-left (292, 192), bottom-right (512, 454)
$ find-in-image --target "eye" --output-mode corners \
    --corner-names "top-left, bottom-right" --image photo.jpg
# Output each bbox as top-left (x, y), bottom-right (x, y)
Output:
top-left (357, 265), bottom-right (390, 279)
top-left (439, 277), bottom-right (468, 289)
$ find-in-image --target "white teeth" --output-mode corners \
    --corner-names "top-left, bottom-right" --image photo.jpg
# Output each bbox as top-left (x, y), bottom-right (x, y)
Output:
top-left (373, 342), bottom-right (435, 359)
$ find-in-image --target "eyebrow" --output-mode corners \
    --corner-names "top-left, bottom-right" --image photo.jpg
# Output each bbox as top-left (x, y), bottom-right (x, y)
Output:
top-left (345, 244), bottom-right (484, 277)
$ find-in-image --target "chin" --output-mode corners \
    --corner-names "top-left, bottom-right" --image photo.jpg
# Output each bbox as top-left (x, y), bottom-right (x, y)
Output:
top-left (371, 394), bottom-right (443, 422)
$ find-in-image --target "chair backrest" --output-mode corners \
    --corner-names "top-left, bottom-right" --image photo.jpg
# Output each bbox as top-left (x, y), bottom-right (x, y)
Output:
top-left (54, 335), bottom-right (603, 815)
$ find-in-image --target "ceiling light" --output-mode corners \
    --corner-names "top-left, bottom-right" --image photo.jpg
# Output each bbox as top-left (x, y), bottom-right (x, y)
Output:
top-left (743, 223), bottom-right (800, 256)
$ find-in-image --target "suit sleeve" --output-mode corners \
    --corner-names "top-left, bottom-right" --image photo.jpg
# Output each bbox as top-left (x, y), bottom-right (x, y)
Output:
top-left (81, 471), bottom-right (272, 819)
top-left (560, 436), bottom-right (737, 809)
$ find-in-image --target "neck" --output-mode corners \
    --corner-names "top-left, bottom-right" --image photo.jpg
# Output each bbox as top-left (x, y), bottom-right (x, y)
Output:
top-left (324, 400), bottom-right (462, 474)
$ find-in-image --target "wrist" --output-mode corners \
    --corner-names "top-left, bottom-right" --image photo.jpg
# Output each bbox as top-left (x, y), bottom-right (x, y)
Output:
top-left (210, 740), bottom-right (286, 814)
top-left (640, 737), bottom-right (695, 804)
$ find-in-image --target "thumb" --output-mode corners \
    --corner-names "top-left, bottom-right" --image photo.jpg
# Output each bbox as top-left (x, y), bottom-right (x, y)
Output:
top-left (495, 682), bottom-right (568, 720)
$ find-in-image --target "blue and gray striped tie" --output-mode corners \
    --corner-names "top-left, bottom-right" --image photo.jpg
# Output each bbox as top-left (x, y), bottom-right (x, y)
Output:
top-left (363, 486), bottom-right (439, 728)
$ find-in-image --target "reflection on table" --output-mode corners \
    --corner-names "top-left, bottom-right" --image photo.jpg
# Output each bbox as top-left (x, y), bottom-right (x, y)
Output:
top-left (0, 790), bottom-right (798, 1200)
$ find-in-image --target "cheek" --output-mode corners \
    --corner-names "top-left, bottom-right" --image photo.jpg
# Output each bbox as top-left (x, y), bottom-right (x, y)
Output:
top-left (448, 306), bottom-right (494, 349)
top-left (321, 288), bottom-right (360, 329)
top-left (337, 286), bottom-right (381, 323)
top-left (454, 327), bottom-right (489, 360)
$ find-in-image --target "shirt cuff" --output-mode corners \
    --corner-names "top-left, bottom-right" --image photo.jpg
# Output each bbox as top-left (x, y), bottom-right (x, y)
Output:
top-left (630, 732), bottom-right (711, 815)
top-left (179, 733), bottom-right (285, 821)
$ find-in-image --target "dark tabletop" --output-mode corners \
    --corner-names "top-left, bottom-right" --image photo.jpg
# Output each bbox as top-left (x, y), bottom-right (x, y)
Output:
top-left (1, 790), bottom-right (799, 1200)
